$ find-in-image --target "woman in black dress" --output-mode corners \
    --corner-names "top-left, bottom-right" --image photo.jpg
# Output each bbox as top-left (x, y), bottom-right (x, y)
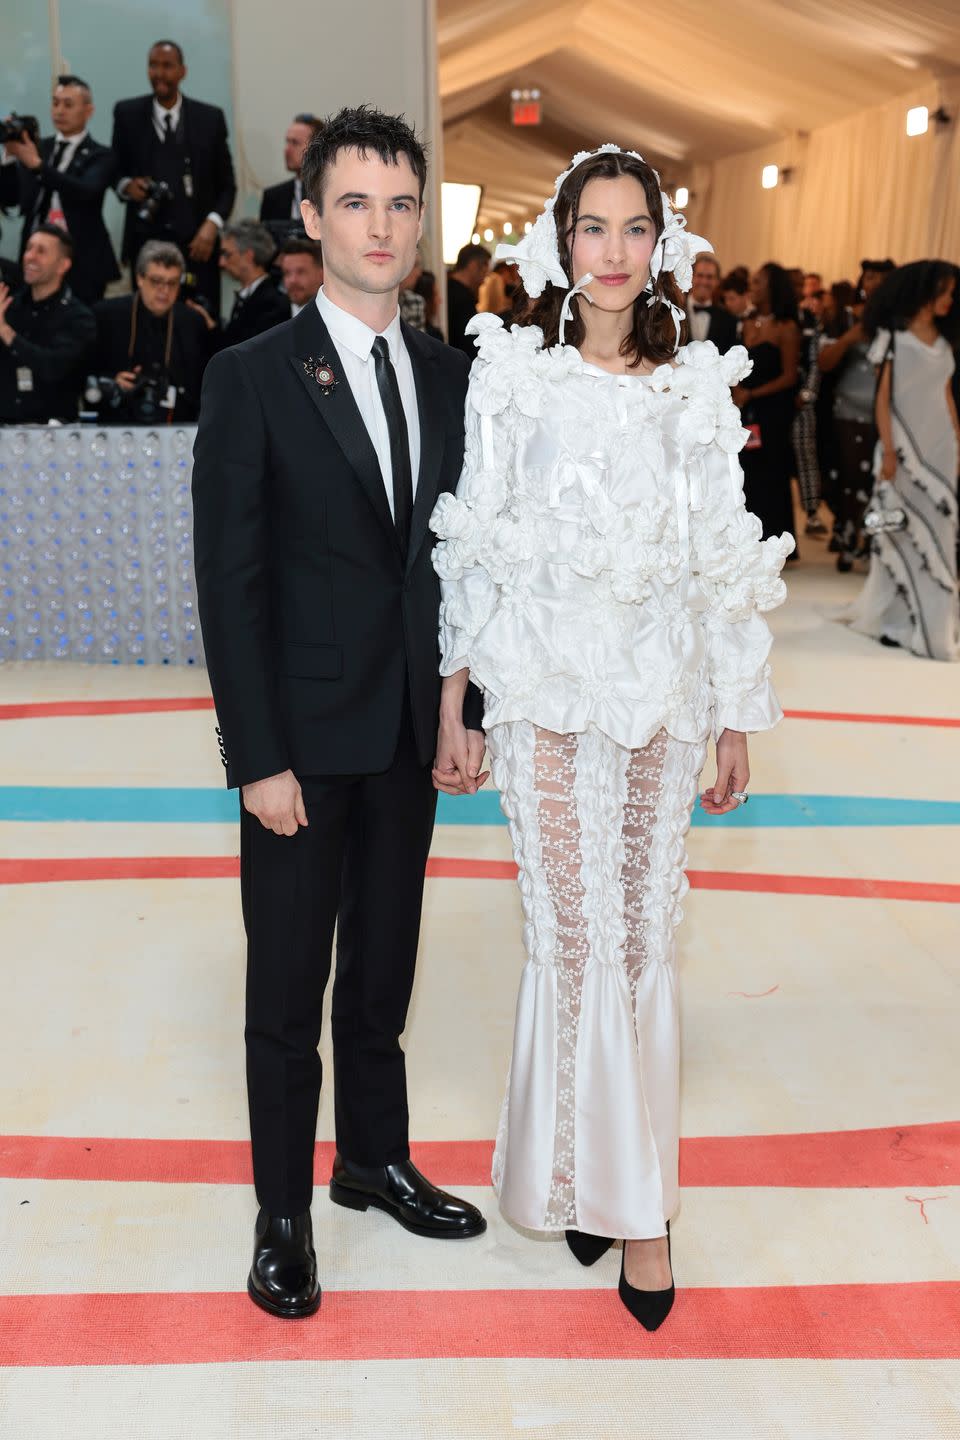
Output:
top-left (732, 262), bottom-right (800, 555)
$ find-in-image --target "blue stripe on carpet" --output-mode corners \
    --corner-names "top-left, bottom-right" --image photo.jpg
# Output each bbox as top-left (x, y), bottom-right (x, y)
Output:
top-left (0, 787), bottom-right (958, 828)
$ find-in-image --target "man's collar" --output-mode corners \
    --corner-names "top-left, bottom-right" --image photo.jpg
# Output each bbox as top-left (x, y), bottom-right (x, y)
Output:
top-left (315, 285), bottom-right (402, 362)
top-left (53, 129), bottom-right (87, 147)
top-left (238, 273), bottom-right (268, 301)
top-left (153, 94), bottom-right (183, 124)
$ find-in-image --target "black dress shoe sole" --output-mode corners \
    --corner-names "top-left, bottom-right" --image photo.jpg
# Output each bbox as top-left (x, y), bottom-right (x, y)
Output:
top-left (246, 1274), bottom-right (322, 1319)
top-left (329, 1179), bottom-right (487, 1239)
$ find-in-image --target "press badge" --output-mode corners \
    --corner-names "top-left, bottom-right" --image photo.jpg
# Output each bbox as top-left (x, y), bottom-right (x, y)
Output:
top-left (163, 384), bottom-right (177, 410)
top-left (183, 173), bottom-right (193, 198)
top-left (16, 367), bottom-right (33, 393)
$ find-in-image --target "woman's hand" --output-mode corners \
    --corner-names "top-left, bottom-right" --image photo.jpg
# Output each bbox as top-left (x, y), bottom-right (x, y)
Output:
top-left (700, 729), bottom-right (750, 816)
top-left (880, 447), bottom-right (897, 481)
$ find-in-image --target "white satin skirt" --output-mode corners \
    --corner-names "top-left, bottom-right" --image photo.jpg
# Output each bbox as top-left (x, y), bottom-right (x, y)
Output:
top-left (485, 721), bottom-right (707, 1240)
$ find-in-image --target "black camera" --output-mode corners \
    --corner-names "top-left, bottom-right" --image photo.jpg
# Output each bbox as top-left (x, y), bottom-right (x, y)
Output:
top-left (85, 365), bottom-right (176, 423)
top-left (136, 179), bottom-right (173, 225)
top-left (0, 113), bottom-right (41, 145)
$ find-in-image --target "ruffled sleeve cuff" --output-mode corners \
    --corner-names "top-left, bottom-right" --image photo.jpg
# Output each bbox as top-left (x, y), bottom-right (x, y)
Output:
top-left (712, 674), bottom-right (784, 739)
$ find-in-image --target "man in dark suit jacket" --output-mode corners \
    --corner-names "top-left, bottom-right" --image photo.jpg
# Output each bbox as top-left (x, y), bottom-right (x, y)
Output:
top-left (217, 219), bottom-right (289, 347)
top-left (259, 113), bottom-right (323, 234)
top-left (112, 40), bottom-right (236, 314)
top-left (686, 253), bottom-right (738, 354)
top-left (0, 76), bottom-right (119, 305)
top-left (193, 107), bottom-right (487, 1322)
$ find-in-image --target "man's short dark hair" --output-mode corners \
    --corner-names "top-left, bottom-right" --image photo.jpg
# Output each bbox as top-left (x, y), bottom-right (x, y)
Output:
top-left (280, 237), bottom-right (324, 265)
top-left (56, 74), bottom-right (92, 100)
top-left (300, 105), bottom-right (426, 214)
top-left (33, 223), bottom-right (73, 260)
top-left (454, 243), bottom-right (490, 270)
top-left (151, 38), bottom-right (185, 64)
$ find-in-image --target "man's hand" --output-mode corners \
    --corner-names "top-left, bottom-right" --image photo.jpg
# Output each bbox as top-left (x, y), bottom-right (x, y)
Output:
top-left (241, 769), bottom-right (308, 836)
top-left (185, 297), bottom-right (217, 331)
top-left (124, 177), bottom-right (150, 203)
top-left (700, 728), bottom-right (750, 816)
top-left (433, 716), bottom-right (489, 796)
top-left (114, 366), bottom-right (141, 392)
top-left (3, 133), bottom-right (41, 170)
top-left (188, 218), bottom-right (218, 263)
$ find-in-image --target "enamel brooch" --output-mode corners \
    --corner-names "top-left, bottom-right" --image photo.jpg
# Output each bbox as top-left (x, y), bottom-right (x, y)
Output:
top-left (303, 355), bottom-right (338, 396)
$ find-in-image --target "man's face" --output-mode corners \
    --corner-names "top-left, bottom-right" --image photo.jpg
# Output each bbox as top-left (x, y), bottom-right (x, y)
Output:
top-left (280, 253), bottom-right (323, 307)
top-left (690, 259), bottom-right (718, 305)
top-left (51, 84), bottom-right (93, 138)
top-left (302, 146), bottom-right (423, 301)
top-left (137, 263), bottom-right (181, 315)
top-left (465, 256), bottom-right (490, 293)
top-left (148, 45), bottom-right (185, 104)
top-left (802, 274), bottom-right (821, 301)
top-left (219, 236), bottom-right (250, 281)
top-left (721, 288), bottom-right (747, 316)
top-left (861, 268), bottom-right (886, 300)
top-left (284, 123), bottom-right (313, 175)
top-left (22, 232), bottom-right (70, 291)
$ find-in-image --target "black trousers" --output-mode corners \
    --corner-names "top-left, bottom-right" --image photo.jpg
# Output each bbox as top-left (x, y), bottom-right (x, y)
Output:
top-left (240, 704), bottom-right (438, 1215)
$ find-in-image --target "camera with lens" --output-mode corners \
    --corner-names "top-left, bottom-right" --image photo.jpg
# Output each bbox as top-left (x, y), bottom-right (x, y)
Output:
top-left (85, 364), bottom-right (176, 423)
top-left (136, 179), bottom-right (173, 225)
top-left (0, 113), bottom-right (41, 146)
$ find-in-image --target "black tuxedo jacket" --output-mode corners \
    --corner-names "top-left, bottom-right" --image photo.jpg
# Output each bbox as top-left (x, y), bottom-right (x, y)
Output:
top-left (0, 134), bottom-right (119, 301)
top-left (260, 179), bottom-right (297, 223)
top-left (220, 276), bottom-right (291, 348)
top-left (702, 304), bottom-right (738, 354)
top-left (193, 303), bottom-right (481, 788)
top-left (111, 94), bottom-right (236, 258)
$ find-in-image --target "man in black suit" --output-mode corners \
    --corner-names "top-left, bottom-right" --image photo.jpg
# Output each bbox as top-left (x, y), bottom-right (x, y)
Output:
top-left (0, 225), bottom-right (95, 423)
top-left (193, 106), bottom-right (487, 1321)
top-left (112, 39), bottom-right (236, 315)
top-left (217, 220), bottom-right (289, 346)
top-left (446, 242), bottom-right (489, 355)
top-left (259, 113), bottom-right (323, 233)
top-left (0, 77), bottom-right (119, 305)
top-left (686, 253), bottom-right (737, 354)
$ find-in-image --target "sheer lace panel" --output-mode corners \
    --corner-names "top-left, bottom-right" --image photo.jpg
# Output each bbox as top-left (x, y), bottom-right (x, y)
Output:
top-left (532, 727), bottom-right (588, 1227)
top-left (622, 729), bottom-right (669, 994)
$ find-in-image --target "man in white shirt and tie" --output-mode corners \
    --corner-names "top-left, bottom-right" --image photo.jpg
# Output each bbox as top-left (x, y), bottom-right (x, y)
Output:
top-left (0, 76), bottom-right (119, 304)
top-left (685, 252), bottom-right (736, 353)
top-left (193, 105), bottom-right (487, 1323)
top-left (260, 114), bottom-right (324, 231)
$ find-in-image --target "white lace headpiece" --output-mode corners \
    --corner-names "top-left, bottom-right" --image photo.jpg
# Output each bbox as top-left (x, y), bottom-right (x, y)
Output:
top-left (495, 142), bottom-right (713, 347)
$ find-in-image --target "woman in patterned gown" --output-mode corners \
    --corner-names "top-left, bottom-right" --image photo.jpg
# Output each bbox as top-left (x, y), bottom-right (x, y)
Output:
top-left (430, 148), bottom-right (793, 1329)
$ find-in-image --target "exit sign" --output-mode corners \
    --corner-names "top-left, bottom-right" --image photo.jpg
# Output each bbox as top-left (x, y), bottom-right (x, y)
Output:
top-left (512, 99), bottom-right (541, 126)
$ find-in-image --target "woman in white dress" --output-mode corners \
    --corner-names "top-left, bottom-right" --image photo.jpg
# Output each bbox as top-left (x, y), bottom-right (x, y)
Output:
top-left (845, 261), bottom-right (960, 661)
top-left (430, 147), bottom-right (793, 1329)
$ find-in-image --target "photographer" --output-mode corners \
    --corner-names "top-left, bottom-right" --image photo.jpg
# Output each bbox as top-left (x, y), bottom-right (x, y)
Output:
top-left (0, 224), bottom-right (95, 424)
top-left (217, 220), bottom-right (289, 345)
top-left (0, 77), bottom-right (119, 305)
top-left (112, 39), bottom-right (236, 315)
top-left (92, 239), bottom-right (210, 423)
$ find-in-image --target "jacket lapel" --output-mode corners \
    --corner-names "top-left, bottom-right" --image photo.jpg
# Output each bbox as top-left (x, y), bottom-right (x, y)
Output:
top-left (404, 323), bottom-right (445, 575)
top-left (288, 305), bottom-right (400, 553)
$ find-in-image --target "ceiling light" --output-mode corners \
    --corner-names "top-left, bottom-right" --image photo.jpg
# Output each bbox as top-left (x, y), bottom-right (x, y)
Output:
top-left (906, 106), bottom-right (929, 136)
top-left (483, 227), bottom-right (494, 242)
top-left (503, 221), bottom-right (513, 235)
top-left (674, 186), bottom-right (689, 208)
top-left (761, 165), bottom-right (779, 190)
top-left (524, 220), bottom-right (533, 234)
top-left (472, 232), bottom-right (481, 246)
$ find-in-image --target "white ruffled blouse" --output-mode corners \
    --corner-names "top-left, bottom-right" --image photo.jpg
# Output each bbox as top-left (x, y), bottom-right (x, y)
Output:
top-left (431, 315), bottom-right (794, 748)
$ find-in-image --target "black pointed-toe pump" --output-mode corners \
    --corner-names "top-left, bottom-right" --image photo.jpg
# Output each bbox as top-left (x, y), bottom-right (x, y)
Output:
top-left (565, 1229), bottom-right (615, 1266)
top-left (618, 1222), bottom-right (674, 1331)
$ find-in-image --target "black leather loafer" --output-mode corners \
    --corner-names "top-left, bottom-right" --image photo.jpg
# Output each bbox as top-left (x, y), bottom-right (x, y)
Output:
top-left (247, 1208), bottom-right (321, 1319)
top-left (329, 1154), bottom-right (487, 1239)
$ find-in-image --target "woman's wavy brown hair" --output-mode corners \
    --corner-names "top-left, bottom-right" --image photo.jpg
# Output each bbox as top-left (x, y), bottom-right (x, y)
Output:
top-left (515, 150), bottom-right (687, 364)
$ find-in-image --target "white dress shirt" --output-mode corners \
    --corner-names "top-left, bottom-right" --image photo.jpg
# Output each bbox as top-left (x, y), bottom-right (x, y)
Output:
top-left (38, 128), bottom-right (87, 232)
top-left (686, 297), bottom-right (711, 343)
top-left (291, 177), bottom-right (303, 219)
top-left (315, 287), bottom-right (421, 513)
top-left (118, 94), bottom-right (223, 228)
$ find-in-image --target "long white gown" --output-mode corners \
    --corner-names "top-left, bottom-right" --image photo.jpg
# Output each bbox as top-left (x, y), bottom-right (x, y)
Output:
top-left (847, 329), bottom-right (959, 662)
top-left (431, 317), bottom-right (793, 1238)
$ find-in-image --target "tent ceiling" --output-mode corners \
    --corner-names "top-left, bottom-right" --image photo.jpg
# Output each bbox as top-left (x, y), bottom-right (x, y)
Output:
top-left (439, 0), bottom-right (960, 227)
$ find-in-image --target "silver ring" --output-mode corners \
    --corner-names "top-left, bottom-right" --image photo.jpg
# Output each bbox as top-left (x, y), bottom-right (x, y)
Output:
top-left (730, 790), bottom-right (749, 804)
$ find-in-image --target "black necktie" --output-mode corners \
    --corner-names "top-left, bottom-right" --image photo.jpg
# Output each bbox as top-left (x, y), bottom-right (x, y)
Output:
top-left (163, 113), bottom-right (174, 144)
top-left (229, 292), bottom-right (244, 324)
top-left (371, 335), bottom-right (413, 554)
top-left (692, 304), bottom-right (711, 314)
top-left (51, 140), bottom-right (67, 169)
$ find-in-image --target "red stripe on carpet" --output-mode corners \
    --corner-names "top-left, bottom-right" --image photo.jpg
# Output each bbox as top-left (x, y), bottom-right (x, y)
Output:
top-left (783, 708), bottom-right (960, 728)
top-left (1, 1283), bottom-right (957, 1365)
top-left (3, 699), bottom-right (958, 727)
top-left (0, 698), bottom-right (215, 720)
top-left (3, 1122), bottom-right (956, 1188)
top-left (3, 855), bottom-right (959, 903)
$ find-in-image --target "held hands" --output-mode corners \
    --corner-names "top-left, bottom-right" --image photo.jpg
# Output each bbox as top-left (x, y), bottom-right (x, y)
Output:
top-left (433, 716), bottom-right (489, 797)
top-left (188, 219), bottom-right (218, 263)
top-left (242, 769), bottom-right (308, 836)
top-left (699, 728), bottom-right (750, 817)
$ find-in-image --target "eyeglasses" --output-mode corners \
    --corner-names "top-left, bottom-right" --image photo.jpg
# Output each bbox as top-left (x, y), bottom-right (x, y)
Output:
top-left (141, 273), bottom-right (180, 290)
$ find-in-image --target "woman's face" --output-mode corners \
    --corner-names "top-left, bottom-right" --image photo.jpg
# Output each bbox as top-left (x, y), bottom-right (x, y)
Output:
top-left (933, 276), bottom-right (956, 318)
top-left (567, 174), bottom-right (657, 317)
top-left (749, 268), bottom-right (770, 310)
